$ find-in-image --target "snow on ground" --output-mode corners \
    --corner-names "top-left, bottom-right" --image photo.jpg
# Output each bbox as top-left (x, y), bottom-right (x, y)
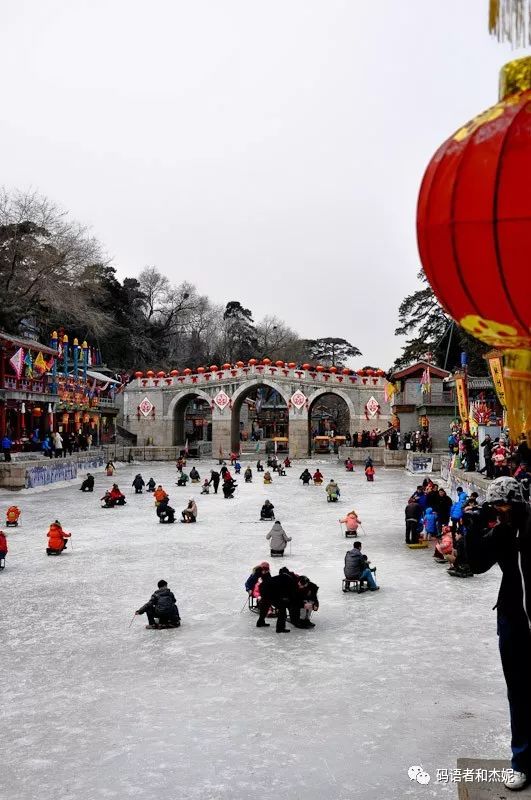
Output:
top-left (2, 459), bottom-right (508, 800)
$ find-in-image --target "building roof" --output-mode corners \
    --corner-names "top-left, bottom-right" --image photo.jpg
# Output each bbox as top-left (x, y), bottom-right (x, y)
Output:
top-left (0, 331), bottom-right (57, 357)
top-left (391, 361), bottom-right (450, 380)
top-left (444, 375), bottom-right (493, 390)
top-left (86, 369), bottom-right (120, 385)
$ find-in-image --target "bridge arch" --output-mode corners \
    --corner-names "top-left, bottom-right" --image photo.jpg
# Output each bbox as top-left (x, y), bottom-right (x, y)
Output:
top-left (167, 389), bottom-right (212, 446)
top-left (306, 387), bottom-right (355, 453)
top-left (230, 379), bottom-right (291, 453)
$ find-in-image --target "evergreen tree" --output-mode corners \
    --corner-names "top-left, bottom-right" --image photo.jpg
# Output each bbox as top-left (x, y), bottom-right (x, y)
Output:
top-left (393, 271), bottom-right (489, 375)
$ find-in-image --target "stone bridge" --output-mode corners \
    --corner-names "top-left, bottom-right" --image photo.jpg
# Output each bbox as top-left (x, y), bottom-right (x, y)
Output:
top-left (121, 363), bottom-right (391, 458)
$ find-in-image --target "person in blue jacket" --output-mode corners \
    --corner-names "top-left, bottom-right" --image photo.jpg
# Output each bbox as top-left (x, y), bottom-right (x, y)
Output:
top-left (422, 507), bottom-right (439, 540)
top-left (450, 486), bottom-right (469, 530)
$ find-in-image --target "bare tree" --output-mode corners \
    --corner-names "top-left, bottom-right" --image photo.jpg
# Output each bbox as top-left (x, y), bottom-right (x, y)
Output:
top-left (0, 188), bottom-right (110, 336)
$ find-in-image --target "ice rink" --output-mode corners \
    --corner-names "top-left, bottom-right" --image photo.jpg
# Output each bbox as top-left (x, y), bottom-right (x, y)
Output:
top-left (2, 459), bottom-right (509, 800)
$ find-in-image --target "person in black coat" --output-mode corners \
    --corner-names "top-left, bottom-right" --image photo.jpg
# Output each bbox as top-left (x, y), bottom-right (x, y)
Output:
top-left (260, 500), bottom-right (275, 521)
top-left (405, 499), bottom-right (423, 544)
top-left (146, 478), bottom-right (156, 492)
top-left (136, 580), bottom-right (181, 628)
top-left (344, 541), bottom-right (379, 590)
top-left (256, 571), bottom-right (299, 632)
top-left (132, 474), bottom-right (145, 494)
top-left (283, 569), bottom-right (319, 628)
top-left (464, 478), bottom-right (531, 790)
top-left (222, 476), bottom-right (237, 499)
top-left (208, 470), bottom-right (220, 494)
top-left (157, 497), bottom-right (175, 523)
top-left (80, 474), bottom-right (95, 492)
top-left (436, 488), bottom-right (452, 533)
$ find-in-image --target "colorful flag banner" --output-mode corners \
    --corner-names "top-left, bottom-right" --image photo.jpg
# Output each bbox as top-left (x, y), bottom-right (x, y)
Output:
top-left (420, 367), bottom-right (431, 394)
top-left (9, 347), bottom-right (24, 378)
top-left (454, 375), bottom-right (469, 423)
top-left (487, 353), bottom-right (507, 409)
top-left (34, 352), bottom-right (47, 374)
top-left (24, 350), bottom-right (33, 378)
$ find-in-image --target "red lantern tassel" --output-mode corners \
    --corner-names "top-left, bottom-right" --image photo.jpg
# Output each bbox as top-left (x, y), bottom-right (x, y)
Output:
top-left (489, 0), bottom-right (531, 47)
top-left (503, 349), bottom-right (531, 445)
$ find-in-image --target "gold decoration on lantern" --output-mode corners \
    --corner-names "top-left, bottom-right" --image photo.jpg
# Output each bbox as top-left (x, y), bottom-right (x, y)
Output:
top-left (499, 55), bottom-right (531, 99)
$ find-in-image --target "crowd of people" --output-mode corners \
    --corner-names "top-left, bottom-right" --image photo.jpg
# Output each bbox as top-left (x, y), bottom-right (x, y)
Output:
top-left (402, 473), bottom-right (531, 790)
top-left (449, 427), bottom-right (530, 483)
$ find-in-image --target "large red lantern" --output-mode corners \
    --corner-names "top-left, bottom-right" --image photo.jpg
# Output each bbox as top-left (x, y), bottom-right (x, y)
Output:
top-left (417, 57), bottom-right (531, 442)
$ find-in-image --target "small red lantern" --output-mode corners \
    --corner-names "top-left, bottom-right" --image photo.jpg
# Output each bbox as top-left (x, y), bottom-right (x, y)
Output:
top-left (146, 370), bottom-right (155, 378)
top-left (33, 407), bottom-right (43, 417)
top-left (262, 358), bottom-right (271, 366)
top-left (376, 369), bottom-right (386, 377)
top-left (366, 369), bottom-right (374, 377)
top-left (134, 371), bottom-right (143, 378)
top-left (275, 360), bottom-right (284, 368)
top-left (196, 366), bottom-right (205, 373)
top-left (302, 363), bottom-right (311, 371)
top-left (329, 366), bottom-right (338, 374)
top-left (209, 365), bottom-right (219, 372)
top-left (417, 56), bottom-right (531, 441)
top-left (342, 368), bottom-right (351, 375)
top-left (315, 365), bottom-right (324, 372)
top-left (248, 358), bottom-right (257, 366)
top-left (235, 361), bottom-right (244, 368)
top-left (356, 369), bottom-right (365, 376)
top-left (183, 368), bottom-right (192, 376)
top-left (170, 369), bottom-right (179, 377)
top-left (222, 363), bottom-right (231, 370)
top-left (287, 362), bottom-right (296, 369)
top-left (157, 370), bottom-right (166, 378)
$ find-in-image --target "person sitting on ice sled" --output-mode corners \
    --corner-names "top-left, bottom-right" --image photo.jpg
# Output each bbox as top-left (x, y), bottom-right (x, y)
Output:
top-left (340, 510), bottom-right (361, 536)
top-left (256, 459), bottom-right (264, 473)
top-left (200, 478), bottom-right (210, 494)
top-left (345, 458), bottom-right (354, 472)
top-left (146, 477), bottom-right (156, 492)
top-left (5, 505), bottom-right (21, 527)
top-left (105, 461), bottom-right (116, 476)
top-left (189, 466), bottom-right (200, 483)
top-left (263, 471), bottom-right (273, 485)
top-left (136, 579), bottom-right (181, 629)
top-left (101, 484), bottom-right (126, 508)
top-left (365, 464), bottom-right (375, 482)
top-left (80, 474), bottom-right (95, 492)
top-left (245, 562), bottom-right (271, 596)
top-left (284, 456), bottom-right (291, 468)
top-left (181, 498), bottom-right (197, 523)
top-left (46, 520), bottom-right (71, 555)
top-left (176, 472), bottom-right (189, 487)
top-left (325, 479), bottom-right (340, 502)
top-left (299, 468), bottom-right (312, 486)
top-left (260, 500), bottom-right (275, 521)
top-left (344, 541), bottom-right (379, 590)
top-left (244, 466), bottom-right (253, 483)
top-left (132, 474), bottom-right (145, 494)
top-left (266, 520), bottom-right (291, 556)
top-left (222, 476), bottom-right (237, 499)
top-left (313, 469), bottom-right (324, 485)
top-left (156, 496), bottom-right (175, 524)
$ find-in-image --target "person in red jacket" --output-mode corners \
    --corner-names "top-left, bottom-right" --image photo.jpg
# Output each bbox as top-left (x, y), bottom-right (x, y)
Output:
top-left (101, 484), bottom-right (126, 508)
top-left (46, 521), bottom-right (71, 555)
top-left (0, 531), bottom-right (8, 569)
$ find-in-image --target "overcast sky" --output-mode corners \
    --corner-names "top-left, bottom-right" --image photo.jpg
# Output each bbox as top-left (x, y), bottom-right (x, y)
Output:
top-left (0, 1), bottom-right (526, 368)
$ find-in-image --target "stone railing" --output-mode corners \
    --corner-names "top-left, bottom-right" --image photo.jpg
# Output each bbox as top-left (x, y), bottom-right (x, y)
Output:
top-left (133, 365), bottom-right (385, 390)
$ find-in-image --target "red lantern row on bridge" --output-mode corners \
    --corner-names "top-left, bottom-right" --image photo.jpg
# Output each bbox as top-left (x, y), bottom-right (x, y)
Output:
top-left (134, 363), bottom-right (386, 379)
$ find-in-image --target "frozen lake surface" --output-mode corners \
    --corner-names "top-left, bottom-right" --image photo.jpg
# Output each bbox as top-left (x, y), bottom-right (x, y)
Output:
top-left (1, 459), bottom-right (508, 800)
